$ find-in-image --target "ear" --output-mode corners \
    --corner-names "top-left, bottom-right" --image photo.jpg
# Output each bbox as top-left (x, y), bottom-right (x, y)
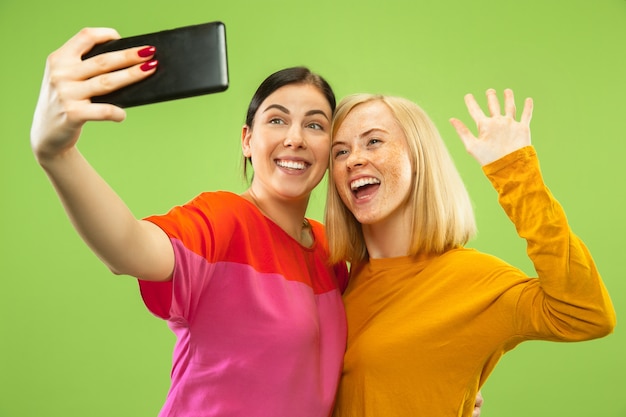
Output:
top-left (241, 125), bottom-right (252, 158)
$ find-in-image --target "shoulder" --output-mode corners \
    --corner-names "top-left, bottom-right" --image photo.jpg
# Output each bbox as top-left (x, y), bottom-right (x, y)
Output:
top-left (147, 191), bottom-right (259, 239)
top-left (182, 191), bottom-right (261, 222)
top-left (190, 191), bottom-right (249, 210)
top-left (437, 247), bottom-right (532, 293)
top-left (439, 247), bottom-right (519, 273)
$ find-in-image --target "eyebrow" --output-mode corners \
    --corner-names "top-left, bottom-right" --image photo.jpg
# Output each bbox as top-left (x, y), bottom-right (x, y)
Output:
top-left (331, 128), bottom-right (387, 147)
top-left (263, 104), bottom-right (330, 121)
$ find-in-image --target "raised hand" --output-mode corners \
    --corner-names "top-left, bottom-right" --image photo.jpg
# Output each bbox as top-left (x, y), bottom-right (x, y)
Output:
top-left (28, 29), bottom-right (173, 282)
top-left (30, 27), bottom-right (157, 161)
top-left (450, 88), bottom-right (533, 166)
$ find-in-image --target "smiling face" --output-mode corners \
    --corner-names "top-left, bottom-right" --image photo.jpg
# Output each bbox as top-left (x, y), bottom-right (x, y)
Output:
top-left (242, 83), bottom-right (332, 203)
top-left (331, 100), bottom-right (414, 226)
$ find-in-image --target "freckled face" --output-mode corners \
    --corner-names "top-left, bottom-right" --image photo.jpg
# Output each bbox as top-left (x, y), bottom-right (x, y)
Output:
top-left (331, 101), bottom-right (414, 226)
top-left (242, 84), bottom-right (332, 201)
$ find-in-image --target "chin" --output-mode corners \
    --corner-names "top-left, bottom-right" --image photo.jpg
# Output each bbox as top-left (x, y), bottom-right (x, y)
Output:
top-left (277, 185), bottom-right (314, 200)
top-left (352, 211), bottom-right (378, 225)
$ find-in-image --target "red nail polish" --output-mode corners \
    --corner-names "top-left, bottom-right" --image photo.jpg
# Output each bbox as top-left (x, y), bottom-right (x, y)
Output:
top-left (138, 46), bottom-right (156, 58)
top-left (140, 60), bottom-right (158, 72)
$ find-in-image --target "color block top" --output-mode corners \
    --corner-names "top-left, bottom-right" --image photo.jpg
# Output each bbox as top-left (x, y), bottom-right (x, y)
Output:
top-left (139, 191), bottom-right (348, 417)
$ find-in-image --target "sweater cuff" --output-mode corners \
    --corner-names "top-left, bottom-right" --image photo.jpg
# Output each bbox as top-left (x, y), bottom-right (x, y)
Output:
top-left (481, 146), bottom-right (537, 177)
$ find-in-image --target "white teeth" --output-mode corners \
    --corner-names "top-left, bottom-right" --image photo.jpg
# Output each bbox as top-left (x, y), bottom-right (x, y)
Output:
top-left (276, 160), bottom-right (306, 170)
top-left (350, 177), bottom-right (380, 190)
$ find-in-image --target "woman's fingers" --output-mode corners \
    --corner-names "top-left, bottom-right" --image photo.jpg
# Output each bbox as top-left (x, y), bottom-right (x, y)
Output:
top-left (520, 97), bottom-right (534, 125)
top-left (485, 88), bottom-right (501, 116)
top-left (78, 44), bottom-right (156, 80)
top-left (48, 27), bottom-right (120, 65)
top-left (463, 93), bottom-right (486, 124)
top-left (76, 102), bottom-right (128, 123)
top-left (452, 88), bottom-right (533, 166)
top-left (48, 27), bottom-right (157, 98)
top-left (60, 59), bottom-right (157, 123)
top-left (47, 43), bottom-right (158, 108)
top-left (65, 27), bottom-right (121, 57)
top-left (78, 57), bottom-right (157, 100)
top-left (503, 88), bottom-right (516, 119)
top-left (449, 117), bottom-right (475, 149)
top-left (30, 28), bottom-right (158, 160)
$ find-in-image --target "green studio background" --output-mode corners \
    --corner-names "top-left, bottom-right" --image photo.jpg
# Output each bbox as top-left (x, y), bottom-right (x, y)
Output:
top-left (1, 1), bottom-right (624, 416)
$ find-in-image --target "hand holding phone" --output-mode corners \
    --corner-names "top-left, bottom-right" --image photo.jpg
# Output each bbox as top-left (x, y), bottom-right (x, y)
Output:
top-left (82, 21), bottom-right (229, 107)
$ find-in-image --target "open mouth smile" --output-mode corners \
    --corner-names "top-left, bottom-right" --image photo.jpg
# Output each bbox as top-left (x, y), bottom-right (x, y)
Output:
top-left (350, 177), bottom-right (381, 199)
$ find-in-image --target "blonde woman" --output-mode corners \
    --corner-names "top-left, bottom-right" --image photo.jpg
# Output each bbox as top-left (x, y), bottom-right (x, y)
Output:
top-left (327, 90), bottom-right (615, 416)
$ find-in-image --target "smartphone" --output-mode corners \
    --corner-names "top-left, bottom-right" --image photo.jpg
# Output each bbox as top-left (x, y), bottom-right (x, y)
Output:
top-left (82, 21), bottom-right (229, 107)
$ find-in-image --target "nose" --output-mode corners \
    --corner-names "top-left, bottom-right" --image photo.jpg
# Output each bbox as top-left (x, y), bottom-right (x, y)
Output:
top-left (345, 147), bottom-right (366, 170)
top-left (283, 125), bottom-right (306, 149)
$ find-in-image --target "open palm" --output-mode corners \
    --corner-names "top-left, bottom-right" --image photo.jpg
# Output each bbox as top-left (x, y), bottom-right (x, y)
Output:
top-left (450, 88), bottom-right (533, 166)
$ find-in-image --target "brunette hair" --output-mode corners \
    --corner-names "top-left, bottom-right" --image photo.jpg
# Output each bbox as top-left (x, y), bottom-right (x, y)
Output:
top-left (242, 66), bottom-right (336, 179)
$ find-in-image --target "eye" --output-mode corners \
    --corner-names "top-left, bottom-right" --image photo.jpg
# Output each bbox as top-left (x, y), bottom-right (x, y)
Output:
top-left (306, 122), bottom-right (324, 131)
top-left (333, 149), bottom-right (349, 159)
top-left (269, 117), bottom-right (286, 125)
top-left (368, 138), bottom-right (381, 146)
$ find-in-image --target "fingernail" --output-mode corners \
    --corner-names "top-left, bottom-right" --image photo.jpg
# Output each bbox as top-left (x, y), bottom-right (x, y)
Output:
top-left (140, 60), bottom-right (158, 72)
top-left (138, 46), bottom-right (156, 58)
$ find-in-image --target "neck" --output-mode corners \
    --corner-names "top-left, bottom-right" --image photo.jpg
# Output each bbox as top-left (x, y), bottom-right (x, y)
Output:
top-left (242, 187), bottom-right (312, 246)
top-left (363, 221), bottom-right (412, 259)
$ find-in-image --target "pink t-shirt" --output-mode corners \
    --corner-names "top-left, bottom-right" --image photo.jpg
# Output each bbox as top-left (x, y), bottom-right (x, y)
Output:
top-left (139, 191), bottom-right (348, 417)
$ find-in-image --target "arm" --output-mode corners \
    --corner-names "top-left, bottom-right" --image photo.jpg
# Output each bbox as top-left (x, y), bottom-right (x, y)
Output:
top-left (450, 89), bottom-right (615, 340)
top-left (31, 28), bottom-right (173, 281)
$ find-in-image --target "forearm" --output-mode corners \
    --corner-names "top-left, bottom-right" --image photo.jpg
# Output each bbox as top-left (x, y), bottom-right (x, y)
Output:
top-left (484, 147), bottom-right (616, 339)
top-left (37, 146), bottom-right (173, 280)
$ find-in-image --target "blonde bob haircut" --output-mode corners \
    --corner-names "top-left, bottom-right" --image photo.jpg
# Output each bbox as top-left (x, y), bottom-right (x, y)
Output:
top-left (325, 94), bottom-right (476, 265)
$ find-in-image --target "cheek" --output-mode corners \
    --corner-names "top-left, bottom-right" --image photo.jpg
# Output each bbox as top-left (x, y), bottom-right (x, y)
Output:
top-left (331, 165), bottom-right (350, 197)
top-left (331, 164), bottom-right (343, 186)
top-left (384, 146), bottom-right (413, 188)
top-left (317, 146), bottom-right (331, 168)
top-left (311, 140), bottom-right (331, 172)
top-left (312, 134), bottom-right (331, 158)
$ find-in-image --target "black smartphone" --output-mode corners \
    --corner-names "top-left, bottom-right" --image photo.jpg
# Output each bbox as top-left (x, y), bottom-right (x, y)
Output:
top-left (82, 21), bottom-right (229, 107)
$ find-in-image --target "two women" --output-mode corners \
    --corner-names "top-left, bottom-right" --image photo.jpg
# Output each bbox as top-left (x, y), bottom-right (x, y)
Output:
top-left (33, 27), bottom-right (613, 417)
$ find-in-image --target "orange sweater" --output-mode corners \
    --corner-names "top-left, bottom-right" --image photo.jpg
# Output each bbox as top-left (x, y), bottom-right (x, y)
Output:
top-left (332, 146), bottom-right (616, 417)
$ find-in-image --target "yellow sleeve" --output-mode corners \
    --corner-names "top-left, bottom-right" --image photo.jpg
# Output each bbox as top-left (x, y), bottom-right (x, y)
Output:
top-left (483, 146), bottom-right (616, 341)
